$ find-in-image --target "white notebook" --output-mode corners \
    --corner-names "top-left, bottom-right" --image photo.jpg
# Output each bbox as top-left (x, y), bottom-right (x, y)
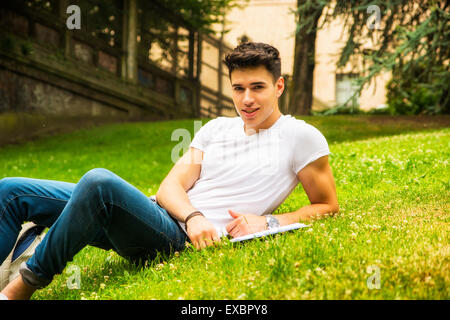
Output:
top-left (229, 223), bottom-right (311, 243)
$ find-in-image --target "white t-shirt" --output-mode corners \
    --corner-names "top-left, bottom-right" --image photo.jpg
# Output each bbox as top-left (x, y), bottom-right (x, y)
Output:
top-left (180, 114), bottom-right (330, 237)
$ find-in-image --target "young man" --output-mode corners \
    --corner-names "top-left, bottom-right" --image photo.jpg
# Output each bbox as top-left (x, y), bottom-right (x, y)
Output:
top-left (0, 42), bottom-right (338, 300)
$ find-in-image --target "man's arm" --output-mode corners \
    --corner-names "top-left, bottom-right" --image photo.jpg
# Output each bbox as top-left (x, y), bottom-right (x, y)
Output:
top-left (156, 147), bottom-right (202, 221)
top-left (276, 155), bottom-right (339, 226)
top-left (226, 155), bottom-right (339, 238)
top-left (156, 147), bottom-right (220, 249)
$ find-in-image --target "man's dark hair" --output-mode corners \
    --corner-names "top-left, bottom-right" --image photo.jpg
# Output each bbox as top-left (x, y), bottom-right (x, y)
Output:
top-left (223, 42), bottom-right (281, 83)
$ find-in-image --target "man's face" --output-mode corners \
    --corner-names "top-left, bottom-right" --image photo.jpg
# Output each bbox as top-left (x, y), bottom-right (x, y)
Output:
top-left (230, 65), bottom-right (284, 133)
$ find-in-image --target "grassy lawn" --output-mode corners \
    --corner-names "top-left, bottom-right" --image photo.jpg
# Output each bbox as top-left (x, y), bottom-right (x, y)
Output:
top-left (0, 115), bottom-right (448, 300)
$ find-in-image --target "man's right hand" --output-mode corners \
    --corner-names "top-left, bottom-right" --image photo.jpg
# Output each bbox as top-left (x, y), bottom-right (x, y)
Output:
top-left (186, 215), bottom-right (220, 249)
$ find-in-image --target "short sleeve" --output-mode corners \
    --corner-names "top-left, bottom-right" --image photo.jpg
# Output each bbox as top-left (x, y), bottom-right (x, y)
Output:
top-left (292, 123), bottom-right (330, 175)
top-left (189, 118), bottom-right (218, 152)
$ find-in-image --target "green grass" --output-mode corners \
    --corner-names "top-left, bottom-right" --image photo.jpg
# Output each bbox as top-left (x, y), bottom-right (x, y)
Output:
top-left (0, 115), bottom-right (449, 300)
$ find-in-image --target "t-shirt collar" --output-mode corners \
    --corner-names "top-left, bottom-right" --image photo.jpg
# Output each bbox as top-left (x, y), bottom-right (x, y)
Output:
top-left (239, 114), bottom-right (289, 136)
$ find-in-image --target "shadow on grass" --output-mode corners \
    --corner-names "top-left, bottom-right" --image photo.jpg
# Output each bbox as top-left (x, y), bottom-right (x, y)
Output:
top-left (1, 113), bottom-right (449, 148)
top-left (297, 114), bottom-right (450, 144)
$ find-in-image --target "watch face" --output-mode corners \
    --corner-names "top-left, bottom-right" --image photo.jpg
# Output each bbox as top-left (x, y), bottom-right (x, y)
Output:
top-left (268, 216), bottom-right (280, 228)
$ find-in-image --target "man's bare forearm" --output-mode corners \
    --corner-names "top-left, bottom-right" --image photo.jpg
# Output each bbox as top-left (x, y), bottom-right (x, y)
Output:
top-left (156, 178), bottom-right (198, 223)
top-left (276, 203), bottom-right (339, 226)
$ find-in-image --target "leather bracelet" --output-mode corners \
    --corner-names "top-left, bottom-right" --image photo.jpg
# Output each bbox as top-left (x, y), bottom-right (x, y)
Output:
top-left (184, 210), bottom-right (204, 225)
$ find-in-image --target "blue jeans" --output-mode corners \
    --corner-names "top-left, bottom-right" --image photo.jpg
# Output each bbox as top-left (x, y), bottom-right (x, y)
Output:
top-left (0, 168), bottom-right (188, 287)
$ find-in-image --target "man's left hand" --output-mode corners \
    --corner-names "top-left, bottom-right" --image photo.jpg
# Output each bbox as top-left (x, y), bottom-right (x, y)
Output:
top-left (225, 210), bottom-right (267, 238)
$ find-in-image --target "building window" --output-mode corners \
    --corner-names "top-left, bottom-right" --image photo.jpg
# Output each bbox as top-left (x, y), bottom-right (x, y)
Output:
top-left (336, 73), bottom-right (360, 107)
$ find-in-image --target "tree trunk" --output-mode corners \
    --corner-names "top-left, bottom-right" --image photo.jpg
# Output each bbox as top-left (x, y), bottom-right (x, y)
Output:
top-left (289, 1), bottom-right (324, 115)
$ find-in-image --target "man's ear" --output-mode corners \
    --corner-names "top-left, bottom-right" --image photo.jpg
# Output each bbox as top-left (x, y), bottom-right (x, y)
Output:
top-left (276, 76), bottom-right (285, 98)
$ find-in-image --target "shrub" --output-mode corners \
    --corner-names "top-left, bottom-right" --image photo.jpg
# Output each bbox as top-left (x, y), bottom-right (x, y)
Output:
top-left (386, 64), bottom-right (447, 115)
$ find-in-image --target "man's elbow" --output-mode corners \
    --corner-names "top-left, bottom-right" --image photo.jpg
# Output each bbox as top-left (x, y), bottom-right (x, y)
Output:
top-left (155, 180), bottom-right (169, 201)
top-left (156, 177), bottom-right (181, 201)
top-left (330, 202), bottom-right (339, 216)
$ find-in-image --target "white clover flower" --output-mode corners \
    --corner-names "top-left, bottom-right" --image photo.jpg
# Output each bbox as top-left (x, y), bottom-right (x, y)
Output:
top-left (237, 293), bottom-right (247, 299)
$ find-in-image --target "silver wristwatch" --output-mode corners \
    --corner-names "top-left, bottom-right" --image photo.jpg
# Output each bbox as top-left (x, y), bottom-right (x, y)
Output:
top-left (265, 215), bottom-right (280, 230)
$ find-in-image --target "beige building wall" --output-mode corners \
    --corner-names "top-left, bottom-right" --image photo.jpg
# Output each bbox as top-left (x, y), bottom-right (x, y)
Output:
top-left (220, 0), bottom-right (389, 111)
top-left (221, 0), bottom-right (297, 82)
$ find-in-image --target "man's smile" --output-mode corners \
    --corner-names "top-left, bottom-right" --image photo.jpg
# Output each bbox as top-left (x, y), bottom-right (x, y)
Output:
top-left (241, 108), bottom-right (260, 118)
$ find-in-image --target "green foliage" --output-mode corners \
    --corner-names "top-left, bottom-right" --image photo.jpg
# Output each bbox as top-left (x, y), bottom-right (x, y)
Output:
top-left (0, 34), bottom-right (34, 56)
top-left (17, 0), bottom-right (242, 70)
top-left (299, 0), bottom-right (450, 114)
top-left (156, 0), bottom-right (243, 35)
top-left (20, 41), bottom-right (33, 56)
top-left (313, 104), bottom-right (365, 116)
top-left (293, 0), bottom-right (328, 34)
top-left (138, 0), bottom-right (243, 74)
top-left (386, 64), bottom-right (444, 115)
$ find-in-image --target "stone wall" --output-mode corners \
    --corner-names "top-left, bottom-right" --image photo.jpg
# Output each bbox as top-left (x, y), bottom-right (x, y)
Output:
top-left (0, 69), bottom-right (127, 117)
